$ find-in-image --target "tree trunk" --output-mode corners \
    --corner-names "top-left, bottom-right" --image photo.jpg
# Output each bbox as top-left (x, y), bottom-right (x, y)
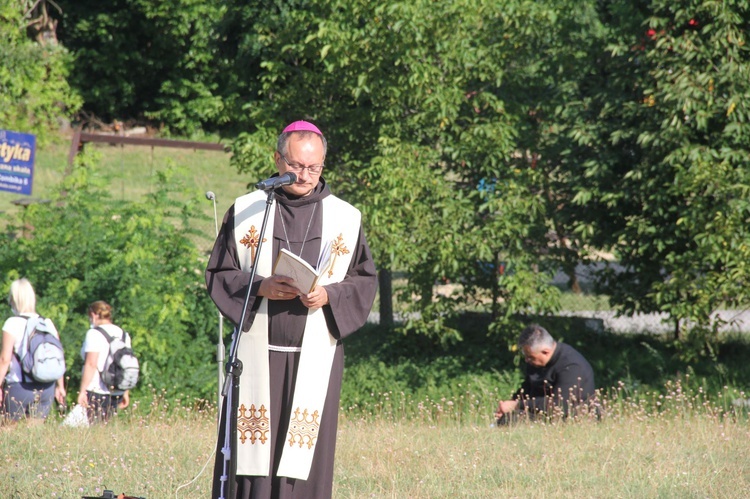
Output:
top-left (491, 252), bottom-right (500, 320)
top-left (378, 268), bottom-right (393, 327)
top-left (567, 268), bottom-right (582, 294)
top-left (25, 2), bottom-right (61, 46)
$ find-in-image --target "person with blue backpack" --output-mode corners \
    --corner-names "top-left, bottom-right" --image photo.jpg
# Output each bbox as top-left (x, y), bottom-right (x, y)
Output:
top-left (0, 278), bottom-right (67, 421)
top-left (76, 300), bottom-right (134, 423)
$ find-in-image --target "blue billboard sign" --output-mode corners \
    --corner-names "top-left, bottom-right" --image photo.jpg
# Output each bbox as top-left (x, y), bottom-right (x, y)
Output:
top-left (0, 129), bottom-right (36, 196)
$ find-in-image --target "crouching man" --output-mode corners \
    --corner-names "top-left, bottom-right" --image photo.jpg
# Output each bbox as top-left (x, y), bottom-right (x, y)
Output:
top-left (495, 323), bottom-right (596, 424)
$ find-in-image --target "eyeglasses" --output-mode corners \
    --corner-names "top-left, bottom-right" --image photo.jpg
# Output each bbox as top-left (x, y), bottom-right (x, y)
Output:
top-left (279, 154), bottom-right (324, 175)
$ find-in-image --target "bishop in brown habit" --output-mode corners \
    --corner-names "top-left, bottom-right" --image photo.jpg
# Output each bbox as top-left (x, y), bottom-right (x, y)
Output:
top-left (206, 120), bottom-right (377, 499)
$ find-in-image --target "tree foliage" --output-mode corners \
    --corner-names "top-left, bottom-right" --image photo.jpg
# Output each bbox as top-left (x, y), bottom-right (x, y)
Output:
top-left (556, 0), bottom-right (750, 347)
top-left (222, 0), bottom-right (565, 343)
top-left (0, 1), bottom-right (81, 142)
top-left (56, 0), bottom-right (225, 134)
top-left (5, 0), bottom-right (750, 360)
top-left (0, 152), bottom-right (220, 402)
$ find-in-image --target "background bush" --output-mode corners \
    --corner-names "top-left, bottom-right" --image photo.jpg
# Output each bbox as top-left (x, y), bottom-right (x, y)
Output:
top-left (0, 151), bottom-right (219, 402)
top-left (341, 315), bottom-right (750, 421)
top-left (1, 148), bottom-right (748, 415)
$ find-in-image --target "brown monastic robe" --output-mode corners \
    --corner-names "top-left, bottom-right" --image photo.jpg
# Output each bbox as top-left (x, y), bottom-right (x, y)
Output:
top-left (206, 178), bottom-right (377, 499)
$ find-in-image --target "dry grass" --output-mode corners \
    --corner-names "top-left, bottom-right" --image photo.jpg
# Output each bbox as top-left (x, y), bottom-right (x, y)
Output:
top-left (335, 381), bottom-right (750, 498)
top-left (1, 382), bottom-right (748, 498)
top-left (334, 415), bottom-right (749, 498)
top-left (0, 405), bottom-right (217, 498)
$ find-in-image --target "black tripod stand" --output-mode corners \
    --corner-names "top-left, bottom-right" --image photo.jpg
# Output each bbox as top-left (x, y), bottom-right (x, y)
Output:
top-left (217, 189), bottom-right (276, 499)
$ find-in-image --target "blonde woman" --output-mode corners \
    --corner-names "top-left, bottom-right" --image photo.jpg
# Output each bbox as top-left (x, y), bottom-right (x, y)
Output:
top-left (76, 300), bottom-right (130, 422)
top-left (0, 278), bottom-right (66, 421)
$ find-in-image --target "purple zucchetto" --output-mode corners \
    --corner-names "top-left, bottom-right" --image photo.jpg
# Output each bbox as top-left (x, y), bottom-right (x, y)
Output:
top-left (282, 120), bottom-right (324, 136)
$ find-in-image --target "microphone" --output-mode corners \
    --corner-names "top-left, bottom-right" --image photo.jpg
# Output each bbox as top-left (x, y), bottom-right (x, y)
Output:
top-left (205, 191), bottom-right (219, 237)
top-left (255, 172), bottom-right (297, 191)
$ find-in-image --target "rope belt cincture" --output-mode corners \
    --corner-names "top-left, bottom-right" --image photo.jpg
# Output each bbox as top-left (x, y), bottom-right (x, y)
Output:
top-left (267, 345), bottom-right (302, 353)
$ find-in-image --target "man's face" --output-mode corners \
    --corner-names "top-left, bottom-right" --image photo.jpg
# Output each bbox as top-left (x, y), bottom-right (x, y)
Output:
top-left (274, 134), bottom-right (325, 197)
top-left (522, 345), bottom-right (554, 367)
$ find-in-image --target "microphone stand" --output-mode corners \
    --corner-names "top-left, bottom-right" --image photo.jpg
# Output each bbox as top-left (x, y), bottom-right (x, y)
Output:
top-left (218, 189), bottom-right (276, 499)
top-left (206, 191), bottom-right (225, 431)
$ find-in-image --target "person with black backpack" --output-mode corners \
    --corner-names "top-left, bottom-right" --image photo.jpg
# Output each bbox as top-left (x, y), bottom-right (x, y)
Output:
top-left (76, 301), bottom-right (135, 423)
top-left (0, 278), bottom-right (67, 421)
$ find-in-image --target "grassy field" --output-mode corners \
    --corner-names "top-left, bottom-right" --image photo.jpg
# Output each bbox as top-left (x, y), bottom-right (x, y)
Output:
top-left (336, 416), bottom-right (749, 498)
top-left (2, 389), bottom-right (748, 498)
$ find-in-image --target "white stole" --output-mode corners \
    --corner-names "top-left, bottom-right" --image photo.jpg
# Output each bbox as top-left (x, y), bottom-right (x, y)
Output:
top-left (232, 190), bottom-right (360, 479)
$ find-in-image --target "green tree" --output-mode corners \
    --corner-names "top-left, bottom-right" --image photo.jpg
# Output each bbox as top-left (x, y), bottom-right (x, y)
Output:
top-left (57, 0), bottom-right (225, 134)
top-left (222, 0), bottom-right (566, 343)
top-left (557, 0), bottom-right (750, 350)
top-left (0, 1), bottom-right (81, 142)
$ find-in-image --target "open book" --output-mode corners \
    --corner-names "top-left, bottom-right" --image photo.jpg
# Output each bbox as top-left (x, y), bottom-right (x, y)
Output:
top-left (272, 242), bottom-right (333, 294)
